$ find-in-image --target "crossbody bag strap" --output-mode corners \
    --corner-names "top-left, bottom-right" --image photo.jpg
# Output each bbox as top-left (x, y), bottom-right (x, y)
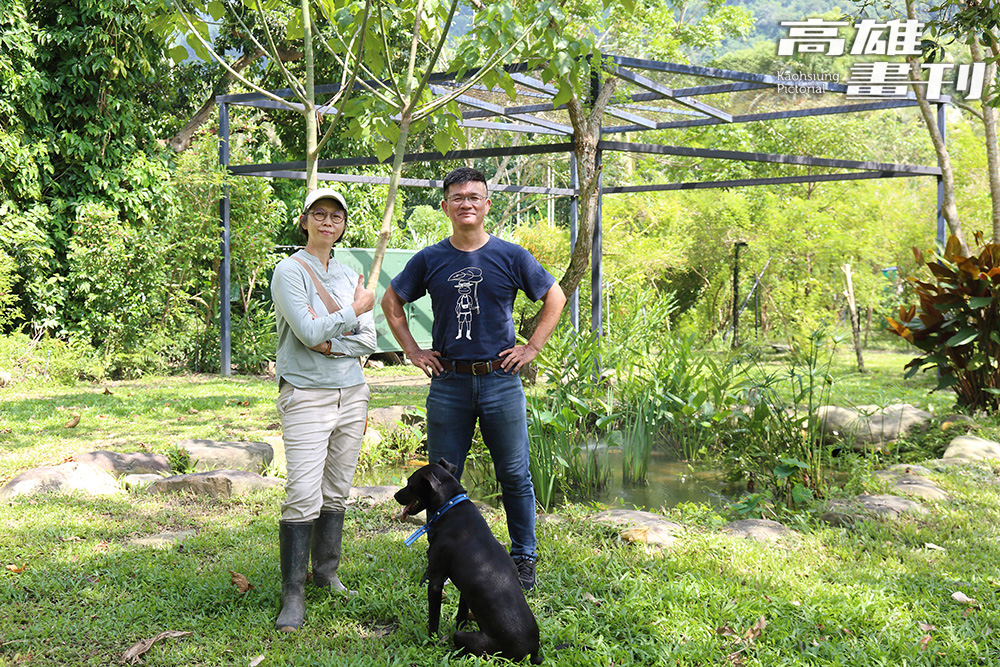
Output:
top-left (291, 255), bottom-right (341, 314)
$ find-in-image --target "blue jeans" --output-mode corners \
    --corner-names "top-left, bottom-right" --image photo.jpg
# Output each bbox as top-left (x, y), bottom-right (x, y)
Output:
top-left (425, 368), bottom-right (537, 559)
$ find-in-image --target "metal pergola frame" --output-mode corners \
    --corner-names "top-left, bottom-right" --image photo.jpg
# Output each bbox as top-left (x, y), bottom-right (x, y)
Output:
top-left (215, 54), bottom-right (946, 374)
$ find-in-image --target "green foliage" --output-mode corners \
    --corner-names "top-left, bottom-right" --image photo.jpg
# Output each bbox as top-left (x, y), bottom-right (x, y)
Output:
top-left (887, 232), bottom-right (1000, 411)
top-left (528, 326), bottom-right (614, 511)
top-left (0, 332), bottom-right (106, 385)
top-left (723, 329), bottom-right (841, 515)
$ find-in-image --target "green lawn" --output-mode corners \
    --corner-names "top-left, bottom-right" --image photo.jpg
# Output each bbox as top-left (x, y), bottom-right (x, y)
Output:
top-left (3, 363), bottom-right (1000, 666)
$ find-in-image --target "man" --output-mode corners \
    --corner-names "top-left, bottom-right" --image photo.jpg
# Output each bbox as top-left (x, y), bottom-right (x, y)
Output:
top-left (382, 167), bottom-right (566, 590)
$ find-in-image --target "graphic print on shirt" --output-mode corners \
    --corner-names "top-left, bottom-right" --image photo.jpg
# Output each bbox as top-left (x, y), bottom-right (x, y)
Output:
top-left (448, 267), bottom-right (483, 340)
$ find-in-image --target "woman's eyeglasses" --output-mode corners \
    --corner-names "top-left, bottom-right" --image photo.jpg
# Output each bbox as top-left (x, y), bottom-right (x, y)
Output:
top-left (309, 210), bottom-right (346, 223)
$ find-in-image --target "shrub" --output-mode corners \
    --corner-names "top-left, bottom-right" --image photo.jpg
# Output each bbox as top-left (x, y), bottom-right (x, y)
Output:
top-left (886, 232), bottom-right (1000, 411)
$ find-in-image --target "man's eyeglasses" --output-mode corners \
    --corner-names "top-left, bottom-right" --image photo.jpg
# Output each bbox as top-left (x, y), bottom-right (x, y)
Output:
top-left (446, 194), bottom-right (485, 205)
top-left (309, 210), bottom-right (346, 223)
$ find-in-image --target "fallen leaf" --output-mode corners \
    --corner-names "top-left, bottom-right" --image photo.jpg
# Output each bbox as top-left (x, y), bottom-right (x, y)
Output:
top-left (724, 648), bottom-right (746, 666)
top-left (583, 592), bottom-right (602, 605)
top-left (951, 591), bottom-right (977, 604)
top-left (919, 634), bottom-right (932, 651)
top-left (230, 571), bottom-right (254, 593)
top-left (266, 423), bottom-right (280, 430)
top-left (64, 414), bottom-right (81, 428)
top-left (963, 608), bottom-right (976, 618)
top-left (120, 630), bottom-right (192, 664)
top-left (924, 542), bottom-right (945, 551)
top-left (188, 408), bottom-right (199, 414)
top-left (239, 401), bottom-right (250, 407)
top-left (103, 388), bottom-right (113, 395)
top-left (94, 540), bottom-right (109, 552)
top-left (744, 616), bottom-right (767, 643)
top-left (249, 656), bottom-right (265, 667)
top-left (919, 622), bottom-right (936, 632)
top-left (716, 625), bottom-right (738, 638)
top-left (6, 563), bottom-right (26, 573)
top-left (790, 600), bottom-right (801, 607)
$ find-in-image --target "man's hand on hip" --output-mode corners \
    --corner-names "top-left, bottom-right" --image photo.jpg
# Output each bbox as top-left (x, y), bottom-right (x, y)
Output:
top-left (408, 348), bottom-right (444, 377)
top-left (499, 343), bottom-right (539, 373)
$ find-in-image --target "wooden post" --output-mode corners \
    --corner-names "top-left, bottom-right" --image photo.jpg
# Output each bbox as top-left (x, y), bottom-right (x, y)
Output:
top-left (842, 263), bottom-right (866, 374)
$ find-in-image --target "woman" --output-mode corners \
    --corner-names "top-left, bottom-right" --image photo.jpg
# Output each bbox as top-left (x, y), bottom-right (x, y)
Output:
top-left (269, 188), bottom-right (376, 632)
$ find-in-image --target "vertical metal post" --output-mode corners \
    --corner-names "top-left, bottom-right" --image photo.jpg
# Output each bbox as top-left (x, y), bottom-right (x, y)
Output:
top-left (589, 63), bottom-right (603, 337)
top-left (936, 102), bottom-right (946, 245)
top-left (569, 153), bottom-right (579, 330)
top-left (591, 150), bottom-right (603, 336)
top-left (731, 241), bottom-right (746, 349)
top-left (218, 100), bottom-right (232, 376)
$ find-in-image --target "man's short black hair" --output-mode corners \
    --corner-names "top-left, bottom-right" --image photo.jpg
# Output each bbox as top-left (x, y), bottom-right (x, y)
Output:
top-left (443, 167), bottom-right (488, 197)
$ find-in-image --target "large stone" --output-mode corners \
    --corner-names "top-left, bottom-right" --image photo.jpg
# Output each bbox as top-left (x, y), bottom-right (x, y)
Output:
top-left (121, 474), bottom-right (163, 491)
top-left (820, 493), bottom-right (927, 526)
top-left (818, 403), bottom-right (933, 449)
top-left (723, 519), bottom-right (792, 542)
top-left (873, 471), bottom-right (949, 501)
top-left (0, 462), bottom-right (124, 499)
top-left (943, 435), bottom-right (1000, 461)
top-left (367, 406), bottom-right (422, 435)
top-left (148, 470), bottom-right (282, 500)
top-left (588, 509), bottom-right (683, 548)
top-left (349, 485), bottom-right (400, 506)
top-left (68, 450), bottom-right (171, 477)
top-left (175, 439), bottom-right (273, 474)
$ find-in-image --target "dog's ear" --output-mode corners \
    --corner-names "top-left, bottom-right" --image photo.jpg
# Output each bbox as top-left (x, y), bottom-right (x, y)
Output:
top-left (437, 458), bottom-right (458, 476)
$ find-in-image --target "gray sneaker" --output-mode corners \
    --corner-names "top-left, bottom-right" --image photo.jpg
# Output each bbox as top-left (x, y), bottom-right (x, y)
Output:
top-left (513, 556), bottom-right (536, 591)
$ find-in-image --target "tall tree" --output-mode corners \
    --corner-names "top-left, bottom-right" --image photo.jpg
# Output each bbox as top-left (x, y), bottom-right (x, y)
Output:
top-left (465, 0), bottom-right (752, 337)
top-left (146, 0), bottom-right (543, 291)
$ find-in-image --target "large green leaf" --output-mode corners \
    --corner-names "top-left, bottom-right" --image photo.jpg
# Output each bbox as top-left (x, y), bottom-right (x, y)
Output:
top-left (969, 296), bottom-right (995, 308)
top-left (946, 328), bottom-right (979, 347)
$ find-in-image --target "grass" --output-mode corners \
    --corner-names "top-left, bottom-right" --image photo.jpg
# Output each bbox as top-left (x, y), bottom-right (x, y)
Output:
top-left (3, 356), bottom-right (1000, 665)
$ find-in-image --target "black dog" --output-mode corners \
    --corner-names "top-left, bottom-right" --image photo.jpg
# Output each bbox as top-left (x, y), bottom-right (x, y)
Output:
top-left (395, 459), bottom-right (542, 664)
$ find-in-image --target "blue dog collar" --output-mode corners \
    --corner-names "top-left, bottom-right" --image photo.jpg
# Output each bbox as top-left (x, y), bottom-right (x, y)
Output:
top-left (404, 493), bottom-right (470, 547)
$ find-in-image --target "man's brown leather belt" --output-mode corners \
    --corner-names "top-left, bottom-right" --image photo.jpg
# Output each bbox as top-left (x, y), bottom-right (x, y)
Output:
top-left (439, 359), bottom-right (504, 375)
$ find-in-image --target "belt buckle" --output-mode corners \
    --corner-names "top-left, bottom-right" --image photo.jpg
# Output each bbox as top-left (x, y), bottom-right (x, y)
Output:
top-left (471, 361), bottom-right (492, 375)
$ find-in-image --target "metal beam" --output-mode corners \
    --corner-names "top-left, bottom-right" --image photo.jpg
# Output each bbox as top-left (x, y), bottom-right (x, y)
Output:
top-left (611, 66), bottom-right (733, 122)
top-left (233, 169), bottom-right (577, 195)
top-left (602, 98), bottom-right (922, 134)
top-left (228, 142), bottom-right (575, 174)
top-left (603, 170), bottom-right (932, 194)
top-left (457, 119), bottom-right (566, 136)
top-left (605, 105), bottom-right (658, 129)
top-left (597, 140), bottom-right (941, 175)
top-left (429, 85), bottom-right (572, 134)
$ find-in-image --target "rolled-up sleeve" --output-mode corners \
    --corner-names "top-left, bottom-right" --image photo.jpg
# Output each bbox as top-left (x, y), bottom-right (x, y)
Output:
top-left (327, 311), bottom-right (377, 357)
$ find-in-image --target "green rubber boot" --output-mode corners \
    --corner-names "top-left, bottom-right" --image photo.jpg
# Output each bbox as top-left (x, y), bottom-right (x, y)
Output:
top-left (312, 511), bottom-right (348, 592)
top-left (275, 521), bottom-right (312, 632)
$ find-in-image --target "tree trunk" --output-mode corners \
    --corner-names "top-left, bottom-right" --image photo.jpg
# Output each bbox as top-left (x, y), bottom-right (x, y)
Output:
top-left (518, 75), bottom-right (618, 340)
top-left (842, 263), bottom-right (865, 374)
top-left (972, 36), bottom-right (1000, 243)
top-left (168, 46), bottom-right (301, 152)
top-left (905, 0), bottom-right (968, 253)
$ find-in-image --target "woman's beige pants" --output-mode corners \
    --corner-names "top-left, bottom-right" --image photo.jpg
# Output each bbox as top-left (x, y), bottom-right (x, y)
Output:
top-left (277, 381), bottom-right (370, 521)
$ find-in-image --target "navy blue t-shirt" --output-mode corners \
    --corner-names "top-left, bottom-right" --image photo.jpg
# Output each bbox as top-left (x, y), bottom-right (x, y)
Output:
top-left (390, 236), bottom-right (555, 360)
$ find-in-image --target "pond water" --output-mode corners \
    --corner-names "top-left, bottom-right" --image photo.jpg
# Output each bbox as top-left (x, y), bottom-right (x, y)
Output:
top-left (367, 451), bottom-right (732, 513)
top-left (560, 451), bottom-right (732, 511)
